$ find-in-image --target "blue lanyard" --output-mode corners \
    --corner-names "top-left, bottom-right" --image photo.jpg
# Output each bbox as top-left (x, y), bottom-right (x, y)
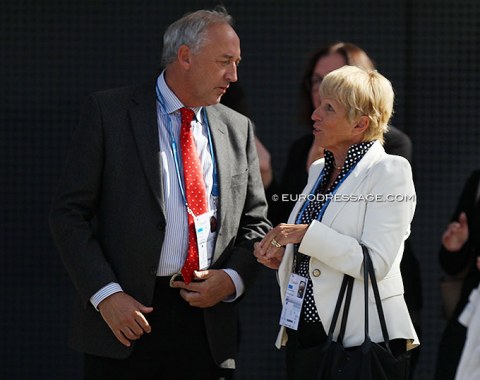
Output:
top-left (295, 163), bottom-right (357, 224)
top-left (155, 84), bottom-right (219, 207)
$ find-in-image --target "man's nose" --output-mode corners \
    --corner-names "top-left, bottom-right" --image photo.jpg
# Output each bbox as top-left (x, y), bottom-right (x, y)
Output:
top-left (226, 63), bottom-right (238, 83)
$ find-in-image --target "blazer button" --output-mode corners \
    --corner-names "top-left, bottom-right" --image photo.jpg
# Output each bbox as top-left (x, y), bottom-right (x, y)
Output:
top-left (157, 222), bottom-right (166, 231)
top-left (149, 266), bottom-right (157, 276)
top-left (312, 269), bottom-right (321, 277)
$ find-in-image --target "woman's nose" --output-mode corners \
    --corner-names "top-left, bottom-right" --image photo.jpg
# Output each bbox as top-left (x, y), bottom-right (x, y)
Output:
top-left (311, 108), bottom-right (322, 121)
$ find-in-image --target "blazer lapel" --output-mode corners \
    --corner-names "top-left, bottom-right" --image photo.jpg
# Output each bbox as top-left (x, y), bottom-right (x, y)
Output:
top-left (129, 82), bottom-right (166, 215)
top-left (322, 141), bottom-right (385, 225)
top-left (204, 107), bottom-right (229, 261)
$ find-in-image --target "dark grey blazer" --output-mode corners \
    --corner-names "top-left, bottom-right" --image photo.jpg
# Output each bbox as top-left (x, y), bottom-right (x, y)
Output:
top-left (49, 81), bottom-right (270, 365)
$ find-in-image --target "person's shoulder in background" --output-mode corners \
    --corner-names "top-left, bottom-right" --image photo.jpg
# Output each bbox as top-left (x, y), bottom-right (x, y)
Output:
top-left (384, 125), bottom-right (412, 163)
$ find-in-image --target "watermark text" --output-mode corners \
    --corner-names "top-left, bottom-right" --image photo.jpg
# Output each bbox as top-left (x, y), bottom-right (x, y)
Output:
top-left (271, 193), bottom-right (416, 203)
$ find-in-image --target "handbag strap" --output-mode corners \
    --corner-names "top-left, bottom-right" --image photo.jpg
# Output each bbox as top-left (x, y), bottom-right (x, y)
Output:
top-left (362, 245), bottom-right (392, 352)
top-left (326, 245), bottom-right (392, 351)
top-left (337, 275), bottom-right (354, 343)
top-left (327, 274), bottom-right (354, 340)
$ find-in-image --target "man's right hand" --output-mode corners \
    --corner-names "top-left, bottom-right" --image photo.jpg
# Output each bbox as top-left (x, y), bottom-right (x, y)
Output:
top-left (98, 292), bottom-right (153, 347)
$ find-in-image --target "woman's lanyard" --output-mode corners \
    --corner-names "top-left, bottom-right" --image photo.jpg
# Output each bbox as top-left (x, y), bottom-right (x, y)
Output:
top-left (295, 163), bottom-right (356, 224)
top-left (155, 84), bottom-right (219, 209)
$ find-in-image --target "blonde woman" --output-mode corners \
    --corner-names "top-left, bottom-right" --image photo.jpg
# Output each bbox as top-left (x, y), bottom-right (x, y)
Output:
top-left (254, 65), bottom-right (419, 379)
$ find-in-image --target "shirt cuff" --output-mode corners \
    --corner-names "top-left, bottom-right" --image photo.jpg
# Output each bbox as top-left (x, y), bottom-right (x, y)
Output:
top-left (222, 269), bottom-right (244, 302)
top-left (90, 282), bottom-right (123, 310)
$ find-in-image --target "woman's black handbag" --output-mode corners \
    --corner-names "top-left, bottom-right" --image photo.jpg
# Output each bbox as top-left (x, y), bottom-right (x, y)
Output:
top-left (315, 245), bottom-right (411, 379)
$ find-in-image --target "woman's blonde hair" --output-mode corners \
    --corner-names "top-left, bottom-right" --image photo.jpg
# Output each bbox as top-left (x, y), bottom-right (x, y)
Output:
top-left (319, 65), bottom-right (394, 144)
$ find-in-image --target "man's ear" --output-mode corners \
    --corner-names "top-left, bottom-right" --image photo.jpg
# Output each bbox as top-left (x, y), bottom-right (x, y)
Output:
top-left (353, 116), bottom-right (370, 135)
top-left (178, 45), bottom-right (191, 69)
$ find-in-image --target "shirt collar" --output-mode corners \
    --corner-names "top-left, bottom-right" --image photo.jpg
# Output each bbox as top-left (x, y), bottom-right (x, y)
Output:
top-left (324, 141), bottom-right (375, 172)
top-left (157, 71), bottom-right (203, 121)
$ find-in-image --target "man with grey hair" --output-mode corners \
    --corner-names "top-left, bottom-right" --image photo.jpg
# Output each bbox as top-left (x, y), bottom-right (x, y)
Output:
top-left (50, 7), bottom-right (270, 379)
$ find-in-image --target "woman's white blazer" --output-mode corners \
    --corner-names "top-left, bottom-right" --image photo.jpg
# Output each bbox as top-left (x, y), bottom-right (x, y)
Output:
top-left (275, 141), bottom-right (420, 350)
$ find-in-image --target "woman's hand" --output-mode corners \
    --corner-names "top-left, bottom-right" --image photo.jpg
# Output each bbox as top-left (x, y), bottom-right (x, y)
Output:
top-left (442, 212), bottom-right (469, 252)
top-left (254, 223), bottom-right (310, 270)
top-left (254, 241), bottom-right (283, 269)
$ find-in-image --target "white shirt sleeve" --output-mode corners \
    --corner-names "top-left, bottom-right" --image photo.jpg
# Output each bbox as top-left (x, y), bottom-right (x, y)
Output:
top-left (222, 269), bottom-right (244, 302)
top-left (90, 282), bottom-right (123, 310)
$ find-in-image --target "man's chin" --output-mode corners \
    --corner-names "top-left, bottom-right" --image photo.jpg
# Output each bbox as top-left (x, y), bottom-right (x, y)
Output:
top-left (207, 96), bottom-right (222, 106)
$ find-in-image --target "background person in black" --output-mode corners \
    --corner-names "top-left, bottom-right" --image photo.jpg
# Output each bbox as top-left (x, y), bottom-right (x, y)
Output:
top-left (435, 170), bottom-right (480, 380)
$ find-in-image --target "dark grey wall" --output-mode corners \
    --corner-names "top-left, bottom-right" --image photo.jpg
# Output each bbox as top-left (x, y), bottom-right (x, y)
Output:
top-left (2, 1), bottom-right (479, 379)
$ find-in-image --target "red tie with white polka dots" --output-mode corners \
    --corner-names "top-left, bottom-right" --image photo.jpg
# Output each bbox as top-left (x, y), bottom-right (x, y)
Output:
top-left (179, 107), bottom-right (208, 284)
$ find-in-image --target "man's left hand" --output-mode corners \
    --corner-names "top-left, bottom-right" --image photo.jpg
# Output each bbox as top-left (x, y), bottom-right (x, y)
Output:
top-left (171, 269), bottom-right (235, 308)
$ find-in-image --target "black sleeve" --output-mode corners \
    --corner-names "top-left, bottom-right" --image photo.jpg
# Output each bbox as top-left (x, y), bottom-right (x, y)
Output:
top-left (439, 170), bottom-right (480, 275)
top-left (266, 134), bottom-right (312, 225)
top-left (383, 126), bottom-right (413, 163)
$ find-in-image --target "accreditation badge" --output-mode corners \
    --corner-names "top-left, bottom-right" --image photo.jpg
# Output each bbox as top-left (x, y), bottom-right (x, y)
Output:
top-left (279, 273), bottom-right (308, 330)
top-left (194, 211), bottom-right (213, 270)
